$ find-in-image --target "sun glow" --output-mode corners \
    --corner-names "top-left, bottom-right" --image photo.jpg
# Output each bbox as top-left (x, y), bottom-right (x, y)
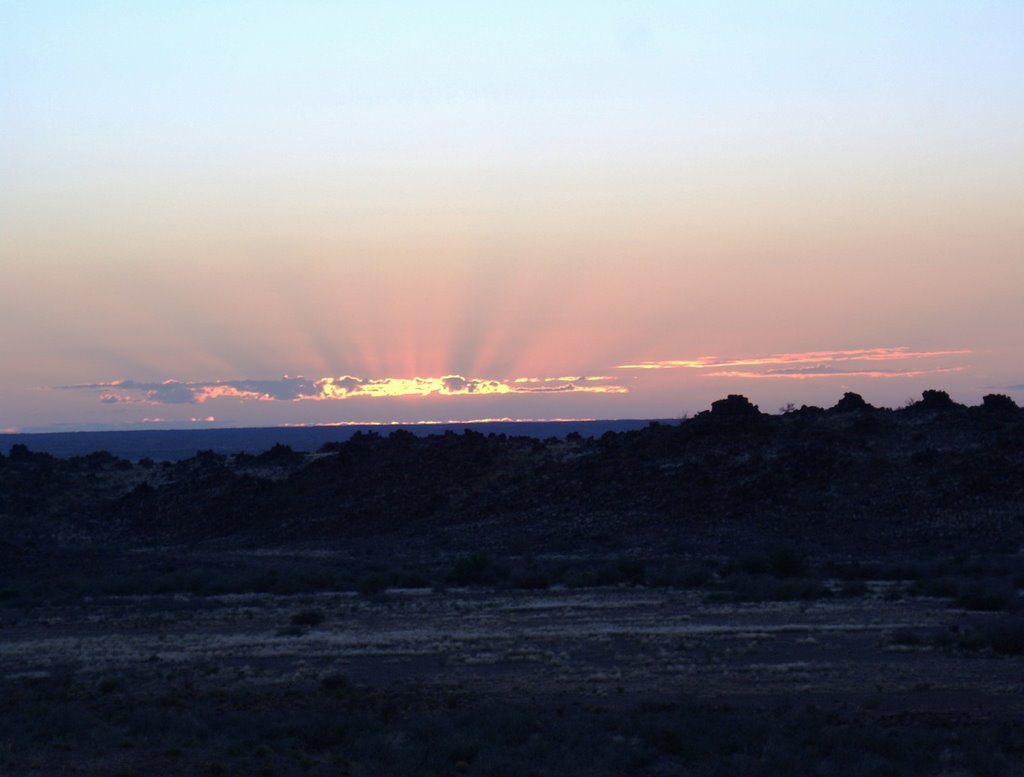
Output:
top-left (61, 374), bottom-right (628, 406)
top-left (280, 416), bottom-right (598, 427)
top-left (48, 345), bottom-right (978, 432)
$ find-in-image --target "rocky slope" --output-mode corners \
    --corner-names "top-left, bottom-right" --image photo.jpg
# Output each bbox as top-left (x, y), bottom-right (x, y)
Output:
top-left (2, 391), bottom-right (1022, 560)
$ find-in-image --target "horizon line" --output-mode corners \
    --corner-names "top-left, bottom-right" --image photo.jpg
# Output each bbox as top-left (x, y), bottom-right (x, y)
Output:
top-left (2, 416), bottom-right (677, 436)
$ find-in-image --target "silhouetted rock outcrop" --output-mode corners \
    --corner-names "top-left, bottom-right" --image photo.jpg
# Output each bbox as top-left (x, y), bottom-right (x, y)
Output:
top-left (909, 389), bottom-right (963, 413)
top-left (709, 394), bottom-right (761, 417)
top-left (3, 390), bottom-right (1023, 554)
top-left (254, 443), bottom-right (305, 466)
top-left (982, 393), bottom-right (1018, 413)
top-left (830, 392), bottom-right (873, 413)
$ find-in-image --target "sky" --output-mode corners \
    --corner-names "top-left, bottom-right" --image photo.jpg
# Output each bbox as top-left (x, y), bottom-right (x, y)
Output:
top-left (2, 1), bottom-right (1023, 432)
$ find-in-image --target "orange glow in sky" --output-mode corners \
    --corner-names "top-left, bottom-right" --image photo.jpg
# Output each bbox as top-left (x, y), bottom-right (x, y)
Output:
top-left (2, 4), bottom-right (1022, 431)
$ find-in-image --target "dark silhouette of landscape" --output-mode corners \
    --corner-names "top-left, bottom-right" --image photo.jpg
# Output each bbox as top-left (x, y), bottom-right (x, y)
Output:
top-left (1, 390), bottom-right (1023, 775)
top-left (0, 418), bottom-right (662, 462)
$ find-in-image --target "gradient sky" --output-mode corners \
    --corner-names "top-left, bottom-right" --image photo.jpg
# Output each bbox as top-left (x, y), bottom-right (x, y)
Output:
top-left (2, 1), bottom-right (1023, 431)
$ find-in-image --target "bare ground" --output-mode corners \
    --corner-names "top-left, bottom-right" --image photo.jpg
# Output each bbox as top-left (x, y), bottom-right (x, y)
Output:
top-left (2, 574), bottom-right (1023, 776)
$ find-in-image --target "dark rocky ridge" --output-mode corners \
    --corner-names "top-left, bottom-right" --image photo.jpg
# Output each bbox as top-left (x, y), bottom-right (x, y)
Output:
top-left (2, 390), bottom-right (1022, 560)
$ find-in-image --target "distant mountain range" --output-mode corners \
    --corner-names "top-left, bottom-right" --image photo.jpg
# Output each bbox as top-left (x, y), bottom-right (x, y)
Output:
top-left (0, 419), bottom-right (665, 461)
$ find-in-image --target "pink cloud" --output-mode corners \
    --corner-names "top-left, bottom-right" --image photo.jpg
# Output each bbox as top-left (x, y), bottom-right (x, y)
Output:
top-left (618, 346), bottom-right (970, 373)
top-left (707, 367), bottom-right (965, 379)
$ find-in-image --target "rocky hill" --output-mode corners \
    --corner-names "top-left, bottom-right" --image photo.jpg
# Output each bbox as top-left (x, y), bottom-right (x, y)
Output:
top-left (2, 390), bottom-right (1022, 562)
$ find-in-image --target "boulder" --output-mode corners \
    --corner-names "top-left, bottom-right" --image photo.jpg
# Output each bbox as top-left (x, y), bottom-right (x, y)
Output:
top-left (709, 394), bottom-right (761, 417)
top-left (830, 392), bottom-right (873, 413)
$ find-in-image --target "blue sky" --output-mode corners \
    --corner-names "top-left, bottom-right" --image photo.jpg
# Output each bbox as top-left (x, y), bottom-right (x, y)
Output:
top-left (2, 2), bottom-right (1022, 430)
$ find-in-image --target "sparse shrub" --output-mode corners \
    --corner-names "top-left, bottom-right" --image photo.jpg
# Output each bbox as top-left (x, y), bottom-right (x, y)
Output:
top-left (448, 554), bottom-right (501, 586)
top-left (253, 743), bottom-right (272, 758)
top-left (768, 547), bottom-right (806, 578)
top-left (773, 578), bottom-right (830, 601)
top-left (837, 579), bottom-right (869, 598)
top-left (358, 574), bottom-right (390, 597)
top-left (395, 572), bottom-right (430, 588)
top-left (917, 576), bottom-right (961, 598)
top-left (562, 563), bottom-right (623, 588)
top-left (876, 562), bottom-right (928, 581)
top-left (647, 727), bottom-right (683, 754)
top-left (736, 554), bottom-right (768, 576)
top-left (955, 583), bottom-right (1017, 612)
top-left (984, 617), bottom-right (1024, 655)
top-left (289, 608), bottom-right (325, 627)
top-left (892, 620), bottom-right (1024, 656)
top-left (254, 443), bottom-right (304, 466)
top-left (446, 737), bottom-right (478, 767)
top-left (712, 573), bottom-right (830, 603)
top-left (954, 627), bottom-right (988, 652)
top-left (510, 570), bottom-right (550, 590)
top-left (8, 443), bottom-right (31, 461)
top-left (647, 561), bottom-right (714, 589)
top-left (674, 562), bottom-right (714, 588)
top-left (319, 673), bottom-right (353, 697)
top-left (891, 630), bottom-right (924, 647)
top-left (195, 449), bottom-right (227, 467)
top-left (617, 559), bottom-right (646, 585)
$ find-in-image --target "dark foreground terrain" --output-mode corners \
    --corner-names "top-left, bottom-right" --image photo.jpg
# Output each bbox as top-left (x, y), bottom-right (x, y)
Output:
top-left (2, 390), bottom-right (1023, 775)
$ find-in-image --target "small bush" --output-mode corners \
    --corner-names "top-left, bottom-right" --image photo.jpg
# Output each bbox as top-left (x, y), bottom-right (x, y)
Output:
top-left (917, 576), bottom-right (961, 598)
top-left (358, 574), bottom-right (390, 597)
top-left (768, 547), bottom-right (806, 578)
top-left (563, 563), bottom-right (629, 588)
top-left (736, 554), bottom-right (768, 575)
top-left (645, 561), bottom-right (715, 589)
top-left (618, 560), bottom-right (646, 584)
top-left (290, 608), bottom-right (325, 627)
top-left (510, 571), bottom-right (550, 590)
top-left (395, 572), bottom-right (430, 589)
top-left (712, 573), bottom-right (830, 603)
top-left (448, 554), bottom-right (505, 586)
top-left (955, 584), bottom-right (1017, 612)
top-left (319, 673), bottom-right (353, 697)
top-left (981, 617), bottom-right (1024, 655)
top-left (890, 630), bottom-right (924, 647)
top-left (837, 579), bottom-right (869, 597)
